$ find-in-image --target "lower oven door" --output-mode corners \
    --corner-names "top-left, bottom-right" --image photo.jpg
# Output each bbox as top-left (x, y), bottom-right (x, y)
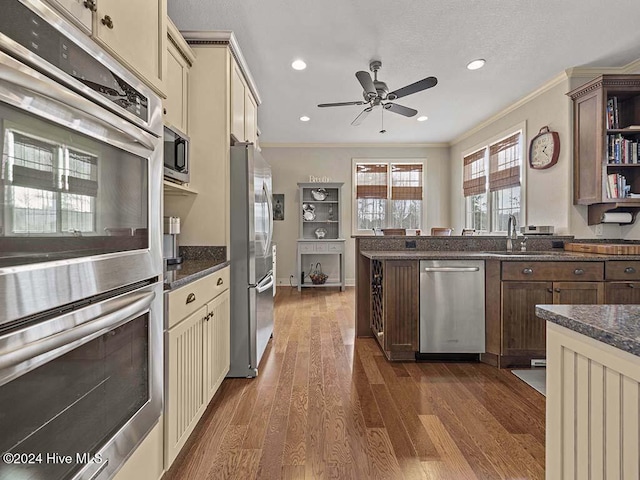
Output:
top-left (0, 281), bottom-right (163, 480)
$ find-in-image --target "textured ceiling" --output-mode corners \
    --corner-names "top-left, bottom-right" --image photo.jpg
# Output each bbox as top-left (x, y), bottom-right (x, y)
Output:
top-left (168, 0), bottom-right (640, 144)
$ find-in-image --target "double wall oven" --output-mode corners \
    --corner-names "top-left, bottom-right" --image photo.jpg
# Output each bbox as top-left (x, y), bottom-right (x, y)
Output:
top-left (0, 1), bottom-right (163, 479)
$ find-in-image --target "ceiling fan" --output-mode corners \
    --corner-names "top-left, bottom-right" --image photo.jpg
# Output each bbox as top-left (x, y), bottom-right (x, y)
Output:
top-left (318, 60), bottom-right (437, 127)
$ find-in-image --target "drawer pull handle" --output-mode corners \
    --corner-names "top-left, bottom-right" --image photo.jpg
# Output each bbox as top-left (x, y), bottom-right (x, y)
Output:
top-left (573, 269), bottom-right (584, 275)
top-left (101, 15), bottom-right (114, 29)
top-left (624, 267), bottom-right (636, 274)
top-left (186, 293), bottom-right (196, 304)
top-left (217, 278), bottom-right (224, 286)
top-left (522, 268), bottom-right (533, 275)
top-left (629, 284), bottom-right (636, 289)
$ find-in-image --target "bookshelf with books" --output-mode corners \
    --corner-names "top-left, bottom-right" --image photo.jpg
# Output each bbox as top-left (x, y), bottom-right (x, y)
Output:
top-left (568, 75), bottom-right (640, 224)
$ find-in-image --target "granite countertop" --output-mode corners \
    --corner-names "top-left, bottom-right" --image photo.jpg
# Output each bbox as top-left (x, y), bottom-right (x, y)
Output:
top-left (536, 304), bottom-right (640, 357)
top-left (360, 250), bottom-right (640, 261)
top-left (164, 259), bottom-right (230, 290)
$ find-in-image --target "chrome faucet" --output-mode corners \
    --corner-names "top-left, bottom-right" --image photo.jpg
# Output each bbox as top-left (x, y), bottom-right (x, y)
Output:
top-left (506, 214), bottom-right (517, 252)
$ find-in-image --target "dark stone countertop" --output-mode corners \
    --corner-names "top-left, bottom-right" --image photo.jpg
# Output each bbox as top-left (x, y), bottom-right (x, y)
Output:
top-left (359, 250), bottom-right (640, 261)
top-left (164, 259), bottom-right (230, 290)
top-left (536, 304), bottom-right (640, 357)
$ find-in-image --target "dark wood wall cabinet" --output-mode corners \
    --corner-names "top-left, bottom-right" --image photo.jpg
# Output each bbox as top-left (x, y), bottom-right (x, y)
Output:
top-left (568, 75), bottom-right (640, 225)
top-left (370, 260), bottom-right (419, 361)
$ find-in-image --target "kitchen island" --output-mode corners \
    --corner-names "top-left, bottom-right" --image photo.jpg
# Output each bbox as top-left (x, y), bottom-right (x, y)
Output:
top-left (354, 235), bottom-right (640, 365)
top-left (537, 304), bottom-right (640, 480)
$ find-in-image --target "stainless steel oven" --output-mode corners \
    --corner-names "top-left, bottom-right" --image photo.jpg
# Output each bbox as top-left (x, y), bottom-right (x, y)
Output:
top-left (0, 1), bottom-right (163, 479)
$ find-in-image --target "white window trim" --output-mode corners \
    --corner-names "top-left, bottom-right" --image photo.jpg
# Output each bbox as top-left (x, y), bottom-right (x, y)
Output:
top-left (461, 121), bottom-right (527, 234)
top-left (351, 158), bottom-right (426, 235)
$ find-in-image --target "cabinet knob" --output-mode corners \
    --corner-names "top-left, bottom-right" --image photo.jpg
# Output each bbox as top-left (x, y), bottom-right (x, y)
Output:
top-left (163, 108), bottom-right (167, 115)
top-left (554, 288), bottom-right (561, 293)
top-left (547, 288), bottom-right (553, 293)
top-left (186, 293), bottom-right (196, 304)
top-left (573, 268), bottom-right (584, 275)
top-left (624, 266), bottom-right (636, 274)
top-left (522, 268), bottom-right (533, 275)
top-left (83, 0), bottom-right (97, 12)
top-left (217, 278), bottom-right (224, 286)
top-left (101, 15), bottom-right (114, 29)
top-left (629, 283), bottom-right (636, 289)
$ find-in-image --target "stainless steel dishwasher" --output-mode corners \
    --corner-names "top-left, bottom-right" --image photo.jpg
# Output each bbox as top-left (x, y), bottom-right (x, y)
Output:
top-left (419, 260), bottom-right (485, 353)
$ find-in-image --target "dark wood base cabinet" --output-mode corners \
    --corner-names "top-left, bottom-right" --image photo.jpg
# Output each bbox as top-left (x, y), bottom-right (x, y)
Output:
top-left (370, 260), bottom-right (419, 361)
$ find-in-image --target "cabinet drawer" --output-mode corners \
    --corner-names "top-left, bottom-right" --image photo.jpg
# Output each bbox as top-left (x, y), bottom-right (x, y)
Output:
top-left (327, 242), bottom-right (343, 253)
top-left (605, 261), bottom-right (640, 280)
top-left (299, 243), bottom-right (316, 253)
top-left (502, 262), bottom-right (603, 281)
top-left (166, 267), bottom-right (230, 329)
top-left (314, 243), bottom-right (328, 252)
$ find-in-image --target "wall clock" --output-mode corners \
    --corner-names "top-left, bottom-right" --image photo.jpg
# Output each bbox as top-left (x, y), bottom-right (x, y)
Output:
top-left (529, 126), bottom-right (560, 169)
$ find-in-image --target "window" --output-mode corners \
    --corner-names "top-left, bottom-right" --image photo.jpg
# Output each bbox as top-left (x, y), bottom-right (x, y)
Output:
top-left (464, 128), bottom-right (524, 233)
top-left (4, 130), bottom-right (98, 234)
top-left (353, 160), bottom-right (423, 232)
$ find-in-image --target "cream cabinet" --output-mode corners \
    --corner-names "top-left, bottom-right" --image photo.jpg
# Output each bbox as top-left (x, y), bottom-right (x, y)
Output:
top-left (112, 418), bottom-right (164, 480)
top-left (46, 0), bottom-right (167, 95)
top-left (164, 267), bottom-right (230, 468)
top-left (164, 19), bottom-right (194, 133)
top-left (230, 58), bottom-right (258, 144)
top-left (176, 32), bottom-right (261, 248)
top-left (45, 0), bottom-right (93, 32)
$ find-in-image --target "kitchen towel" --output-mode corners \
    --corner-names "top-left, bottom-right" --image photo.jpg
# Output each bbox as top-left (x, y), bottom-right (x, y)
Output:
top-left (601, 212), bottom-right (633, 223)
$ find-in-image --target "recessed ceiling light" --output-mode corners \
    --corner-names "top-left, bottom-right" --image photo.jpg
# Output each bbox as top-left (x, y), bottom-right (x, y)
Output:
top-left (300, 116), bottom-right (310, 122)
top-left (417, 116), bottom-right (428, 122)
top-left (466, 59), bottom-right (486, 70)
top-left (291, 60), bottom-right (307, 71)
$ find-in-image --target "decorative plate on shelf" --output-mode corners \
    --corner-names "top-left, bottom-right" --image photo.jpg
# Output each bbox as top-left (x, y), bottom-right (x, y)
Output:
top-left (314, 227), bottom-right (327, 239)
top-left (310, 188), bottom-right (327, 201)
top-left (303, 210), bottom-right (316, 221)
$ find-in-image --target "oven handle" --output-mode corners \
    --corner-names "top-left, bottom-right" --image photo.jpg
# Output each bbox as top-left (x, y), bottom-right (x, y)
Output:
top-left (0, 53), bottom-right (155, 151)
top-left (0, 290), bottom-right (155, 385)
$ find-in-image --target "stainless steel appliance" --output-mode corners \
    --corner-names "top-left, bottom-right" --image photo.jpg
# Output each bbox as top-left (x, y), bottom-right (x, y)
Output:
top-left (163, 125), bottom-right (189, 184)
top-left (419, 260), bottom-right (485, 354)
top-left (163, 216), bottom-right (182, 264)
top-left (228, 143), bottom-right (274, 378)
top-left (0, 1), bottom-right (163, 479)
top-left (521, 225), bottom-right (555, 235)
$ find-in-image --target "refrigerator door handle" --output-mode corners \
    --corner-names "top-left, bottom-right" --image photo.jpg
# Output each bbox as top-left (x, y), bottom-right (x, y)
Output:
top-left (264, 182), bottom-right (274, 255)
top-left (256, 273), bottom-right (274, 293)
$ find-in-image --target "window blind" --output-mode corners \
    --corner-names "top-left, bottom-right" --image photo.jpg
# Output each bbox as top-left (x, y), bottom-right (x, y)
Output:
top-left (488, 132), bottom-right (521, 192)
top-left (391, 164), bottom-right (422, 200)
top-left (355, 164), bottom-right (388, 199)
top-left (463, 149), bottom-right (487, 197)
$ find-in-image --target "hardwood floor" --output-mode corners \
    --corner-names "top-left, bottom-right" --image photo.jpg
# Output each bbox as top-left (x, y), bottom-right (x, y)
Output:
top-left (164, 287), bottom-right (545, 480)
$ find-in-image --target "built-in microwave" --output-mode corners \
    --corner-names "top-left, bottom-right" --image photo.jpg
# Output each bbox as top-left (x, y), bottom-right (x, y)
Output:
top-left (164, 125), bottom-right (190, 184)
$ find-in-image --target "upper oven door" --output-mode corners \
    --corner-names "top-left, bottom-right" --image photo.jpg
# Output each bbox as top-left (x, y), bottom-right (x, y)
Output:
top-left (0, 51), bottom-right (163, 328)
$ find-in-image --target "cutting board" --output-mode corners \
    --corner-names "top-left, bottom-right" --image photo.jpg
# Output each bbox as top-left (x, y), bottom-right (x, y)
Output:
top-left (564, 242), bottom-right (640, 255)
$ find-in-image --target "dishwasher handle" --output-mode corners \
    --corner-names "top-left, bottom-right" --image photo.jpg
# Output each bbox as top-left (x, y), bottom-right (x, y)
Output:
top-left (423, 266), bottom-right (480, 273)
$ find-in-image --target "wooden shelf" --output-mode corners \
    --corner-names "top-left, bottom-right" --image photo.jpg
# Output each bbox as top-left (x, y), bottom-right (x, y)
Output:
top-left (164, 180), bottom-right (198, 196)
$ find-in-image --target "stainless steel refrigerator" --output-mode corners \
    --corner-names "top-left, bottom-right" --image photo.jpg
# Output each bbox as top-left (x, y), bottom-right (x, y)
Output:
top-left (228, 143), bottom-right (274, 377)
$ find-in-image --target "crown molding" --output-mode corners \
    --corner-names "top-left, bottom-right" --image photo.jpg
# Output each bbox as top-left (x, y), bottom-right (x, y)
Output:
top-left (182, 30), bottom-right (262, 105)
top-left (167, 19), bottom-right (196, 66)
top-left (260, 142), bottom-right (449, 149)
top-left (450, 71), bottom-right (568, 146)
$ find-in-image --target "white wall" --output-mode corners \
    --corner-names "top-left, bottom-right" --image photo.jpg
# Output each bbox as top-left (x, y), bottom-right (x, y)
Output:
top-left (261, 145), bottom-right (450, 285)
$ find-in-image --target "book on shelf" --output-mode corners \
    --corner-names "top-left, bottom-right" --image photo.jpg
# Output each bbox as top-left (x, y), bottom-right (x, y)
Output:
top-left (607, 173), bottom-right (629, 199)
top-left (607, 134), bottom-right (640, 164)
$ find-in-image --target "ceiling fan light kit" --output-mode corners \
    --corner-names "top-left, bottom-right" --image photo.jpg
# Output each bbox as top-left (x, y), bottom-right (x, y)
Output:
top-left (318, 60), bottom-right (438, 130)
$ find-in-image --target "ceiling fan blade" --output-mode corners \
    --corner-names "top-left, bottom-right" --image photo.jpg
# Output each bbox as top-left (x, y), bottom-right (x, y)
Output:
top-left (318, 101), bottom-right (366, 107)
top-left (384, 103), bottom-right (418, 117)
top-left (356, 71), bottom-right (377, 98)
top-left (388, 76), bottom-right (438, 100)
top-left (351, 107), bottom-right (373, 126)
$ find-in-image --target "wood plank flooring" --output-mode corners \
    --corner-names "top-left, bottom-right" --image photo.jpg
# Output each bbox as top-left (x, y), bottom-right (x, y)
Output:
top-left (164, 287), bottom-right (545, 480)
